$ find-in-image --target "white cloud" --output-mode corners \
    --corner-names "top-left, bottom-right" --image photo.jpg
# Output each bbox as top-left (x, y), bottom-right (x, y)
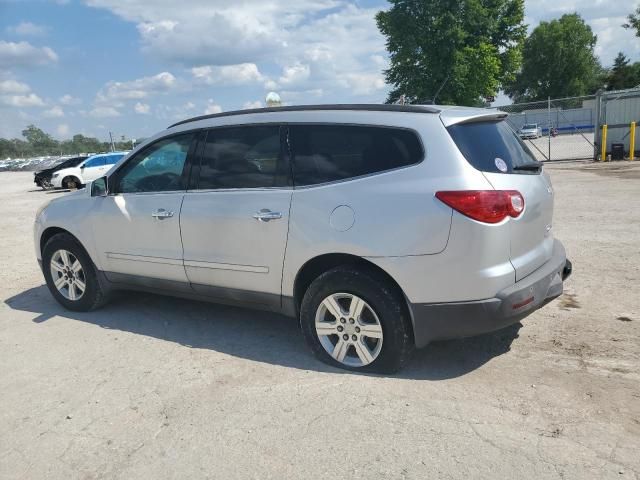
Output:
top-left (242, 100), bottom-right (263, 109)
top-left (43, 105), bottom-right (65, 118)
top-left (274, 63), bottom-right (310, 88)
top-left (0, 79), bottom-right (31, 94)
top-left (191, 63), bottom-right (265, 85)
top-left (0, 93), bottom-right (45, 107)
top-left (59, 94), bottom-right (81, 105)
top-left (56, 124), bottom-right (70, 137)
top-left (89, 106), bottom-right (121, 118)
top-left (0, 78), bottom-right (48, 109)
top-left (83, 1), bottom-right (388, 101)
top-left (7, 22), bottom-right (48, 37)
top-left (204, 99), bottom-right (222, 114)
top-left (134, 102), bottom-right (150, 114)
top-left (0, 41), bottom-right (58, 68)
top-left (96, 72), bottom-right (177, 103)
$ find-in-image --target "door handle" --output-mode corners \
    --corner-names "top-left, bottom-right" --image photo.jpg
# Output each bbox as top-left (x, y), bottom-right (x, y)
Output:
top-left (151, 208), bottom-right (174, 219)
top-left (253, 209), bottom-right (282, 222)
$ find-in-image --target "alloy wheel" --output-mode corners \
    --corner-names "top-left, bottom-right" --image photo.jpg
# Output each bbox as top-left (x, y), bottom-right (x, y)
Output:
top-left (315, 293), bottom-right (383, 367)
top-left (50, 249), bottom-right (86, 301)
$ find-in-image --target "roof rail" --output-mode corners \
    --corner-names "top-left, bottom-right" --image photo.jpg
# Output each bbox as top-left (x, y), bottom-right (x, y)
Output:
top-left (168, 104), bottom-right (441, 129)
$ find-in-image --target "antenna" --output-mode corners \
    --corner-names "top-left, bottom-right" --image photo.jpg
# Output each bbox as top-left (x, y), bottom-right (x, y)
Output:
top-left (432, 74), bottom-right (450, 104)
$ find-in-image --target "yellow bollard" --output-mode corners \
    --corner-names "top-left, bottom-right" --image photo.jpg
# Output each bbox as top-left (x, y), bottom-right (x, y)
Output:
top-left (601, 124), bottom-right (608, 162)
top-left (631, 122), bottom-right (636, 161)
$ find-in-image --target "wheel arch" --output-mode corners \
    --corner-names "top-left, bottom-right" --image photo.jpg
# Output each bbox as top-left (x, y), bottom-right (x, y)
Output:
top-left (292, 253), bottom-right (412, 322)
top-left (40, 227), bottom-right (84, 258)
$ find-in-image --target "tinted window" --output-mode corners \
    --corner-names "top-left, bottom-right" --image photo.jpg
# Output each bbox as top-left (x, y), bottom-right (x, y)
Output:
top-left (105, 154), bottom-right (124, 165)
top-left (60, 157), bottom-right (85, 169)
top-left (447, 121), bottom-right (539, 174)
top-left (84, 157), bottom-right (106, 168)
top-left (197, 126), bottom-right (287, 189)
top-left (116, 134), bottom-right (194, 193)
top-left (289, 125), bottom-right (423, 186)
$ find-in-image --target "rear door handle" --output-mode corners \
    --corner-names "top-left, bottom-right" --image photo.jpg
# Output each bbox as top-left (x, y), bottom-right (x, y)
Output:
top-left (151, 208), bottom-right (174, 219)
top-left (253, 209), bottom-right (282, 222)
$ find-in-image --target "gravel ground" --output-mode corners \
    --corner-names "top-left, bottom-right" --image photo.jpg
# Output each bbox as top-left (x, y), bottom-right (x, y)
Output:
top-left (1, 163), bottom-right (639, 480)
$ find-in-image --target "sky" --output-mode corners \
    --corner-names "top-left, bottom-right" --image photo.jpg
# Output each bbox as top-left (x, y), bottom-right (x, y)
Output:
top-left (0, 0), bottom-right (638, 141)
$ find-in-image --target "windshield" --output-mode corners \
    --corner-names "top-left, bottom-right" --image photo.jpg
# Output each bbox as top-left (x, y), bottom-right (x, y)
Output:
top-left (447, 120), bottom-right (540, 174)
top-left (523, 124), bottom-right (537, 129)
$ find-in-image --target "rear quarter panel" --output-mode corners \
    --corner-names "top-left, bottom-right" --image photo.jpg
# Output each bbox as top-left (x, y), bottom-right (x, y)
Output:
top-left (281, 112), bottom-right (496, 298)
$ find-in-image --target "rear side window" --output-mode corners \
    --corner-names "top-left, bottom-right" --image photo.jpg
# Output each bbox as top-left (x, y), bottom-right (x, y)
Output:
top-left (289, 125), bottom-right (423, 186)
top-left (197, 126), bottom-right (288, 189)
top-left (447, 121), bottom-right (539, 174)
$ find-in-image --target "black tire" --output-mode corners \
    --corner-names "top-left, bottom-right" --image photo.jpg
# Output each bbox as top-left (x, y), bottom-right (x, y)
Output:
top-left (42, 233), bottom-right (109, 312)
top-left (63, 176), bottom-right (80, 190)
top-left (300, 266), bottom-right (414, 374)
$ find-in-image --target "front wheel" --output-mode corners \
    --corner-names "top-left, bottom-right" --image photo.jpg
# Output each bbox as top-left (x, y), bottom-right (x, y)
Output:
top-left (42, 233), bottom-right (109, 311)
top-left (300, 266), bottom-right (414, 373)
top-left (63, 176), bottom-right (80, 190)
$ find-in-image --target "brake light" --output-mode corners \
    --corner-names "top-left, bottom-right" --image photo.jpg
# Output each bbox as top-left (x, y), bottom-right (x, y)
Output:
top-left (435, 190), bottom-right (524, 224)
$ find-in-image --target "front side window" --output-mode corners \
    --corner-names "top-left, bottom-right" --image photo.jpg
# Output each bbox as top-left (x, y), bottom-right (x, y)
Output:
top-left (196, 126), bottom-right (287, 189)
top-left (115, 133), bottom-right (194, 193)
top-left (289, 125), bottom-right (423, 186)
top-left (84, 157), bottom-right (106, 168)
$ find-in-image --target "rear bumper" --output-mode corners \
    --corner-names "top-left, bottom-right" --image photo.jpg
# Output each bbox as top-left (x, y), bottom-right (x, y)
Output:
top-left (410, 239), bottom-right (571, 347)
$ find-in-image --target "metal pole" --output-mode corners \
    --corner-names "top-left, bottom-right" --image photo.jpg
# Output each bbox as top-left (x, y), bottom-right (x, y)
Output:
top-left (548, 97), bottom-right (551, 161)
top-left (631, 122), bottom-right (636, 161)
top-left (108, 131), bottom-right (115, 152)
top-left (601, 124), bottom-right (608, 162)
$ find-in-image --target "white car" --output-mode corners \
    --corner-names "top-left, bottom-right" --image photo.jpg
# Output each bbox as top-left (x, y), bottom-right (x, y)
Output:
top-left (518, 123), bottom-right (543, 140)
top-left (51, 152), bottom-right (127, 189)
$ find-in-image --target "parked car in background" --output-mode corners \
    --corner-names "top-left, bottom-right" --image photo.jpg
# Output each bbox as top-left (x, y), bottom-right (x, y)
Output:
top-left (51, 152), bottom-right (127, 189)
top-left (519, 123), bottom-right (543, 139)
top-left (34, 156), bottom-right (88, 190)
top-left (34, 105), bottom-right (571, 373)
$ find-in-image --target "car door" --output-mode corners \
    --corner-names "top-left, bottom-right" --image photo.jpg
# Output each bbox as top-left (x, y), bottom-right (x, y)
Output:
top-left (80, 156), bottom-right (106, 183)
top-left (91, 133), bottom-right (198, 288)
top-left (179, 125), bottom-right (292, 309)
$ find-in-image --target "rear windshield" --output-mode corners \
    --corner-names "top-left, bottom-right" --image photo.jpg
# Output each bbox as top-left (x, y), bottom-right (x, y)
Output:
top-left (447, 120), bottom-right (539, 174)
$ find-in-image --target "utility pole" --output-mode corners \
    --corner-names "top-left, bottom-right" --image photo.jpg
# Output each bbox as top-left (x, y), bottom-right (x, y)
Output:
top-left (108, 131), bottom-right (115, 152)
top-left (547, 97), bottom-right (551, 161)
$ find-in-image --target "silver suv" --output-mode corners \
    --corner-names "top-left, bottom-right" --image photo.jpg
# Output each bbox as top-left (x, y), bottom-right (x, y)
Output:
top-left (34, 104), bottom-right (572, 373)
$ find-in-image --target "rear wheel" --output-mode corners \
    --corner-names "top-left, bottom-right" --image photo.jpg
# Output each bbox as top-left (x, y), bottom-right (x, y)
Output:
top-left (42, 233), bottom-right (109, 311)
top-left (300, 266), bottom-right (414, 373)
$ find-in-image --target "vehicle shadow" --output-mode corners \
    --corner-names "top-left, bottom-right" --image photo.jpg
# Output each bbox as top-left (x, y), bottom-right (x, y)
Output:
top-left (4, 285), bottom-right (522, 380)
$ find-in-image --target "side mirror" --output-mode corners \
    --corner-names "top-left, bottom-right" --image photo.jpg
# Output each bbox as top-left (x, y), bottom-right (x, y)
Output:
top-left (80, 165), bottom-right (85, 170)
top-left (91, 176), bottom-right (108, 197)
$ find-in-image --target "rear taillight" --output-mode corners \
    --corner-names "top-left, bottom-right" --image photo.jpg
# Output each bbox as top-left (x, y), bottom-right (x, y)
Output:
top-left (435, 190), bottom-right (524, 224)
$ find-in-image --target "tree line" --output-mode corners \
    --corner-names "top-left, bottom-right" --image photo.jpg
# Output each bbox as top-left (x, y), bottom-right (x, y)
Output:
top-left (0, 125), bottom-right (138, 160)
top-left (377, 1), bottom-right (640, 105)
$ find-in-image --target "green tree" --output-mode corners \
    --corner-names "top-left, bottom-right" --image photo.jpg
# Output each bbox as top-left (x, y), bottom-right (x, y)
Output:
top-left (606, 52), bottom-right (640, 90)
top-left (623, 5), bottom-right (640, 37)
top-left (505, 13), bottom-right (602, 102)
top-left (376, 0), bottom-right (526, 106)
top-left (21, 125), bottom-right (59, 156)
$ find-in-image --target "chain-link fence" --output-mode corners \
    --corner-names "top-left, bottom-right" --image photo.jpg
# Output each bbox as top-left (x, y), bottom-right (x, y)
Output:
top-left (493, 95), bottom-right (596, 161)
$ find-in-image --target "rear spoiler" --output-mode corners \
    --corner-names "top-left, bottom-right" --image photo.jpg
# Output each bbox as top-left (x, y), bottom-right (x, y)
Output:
top-left (439, 108), bottom-right (509, 128)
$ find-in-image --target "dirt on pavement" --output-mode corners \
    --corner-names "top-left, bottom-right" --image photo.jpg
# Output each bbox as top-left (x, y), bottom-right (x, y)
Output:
top-left (1, 162), bottom-right (639, 479)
